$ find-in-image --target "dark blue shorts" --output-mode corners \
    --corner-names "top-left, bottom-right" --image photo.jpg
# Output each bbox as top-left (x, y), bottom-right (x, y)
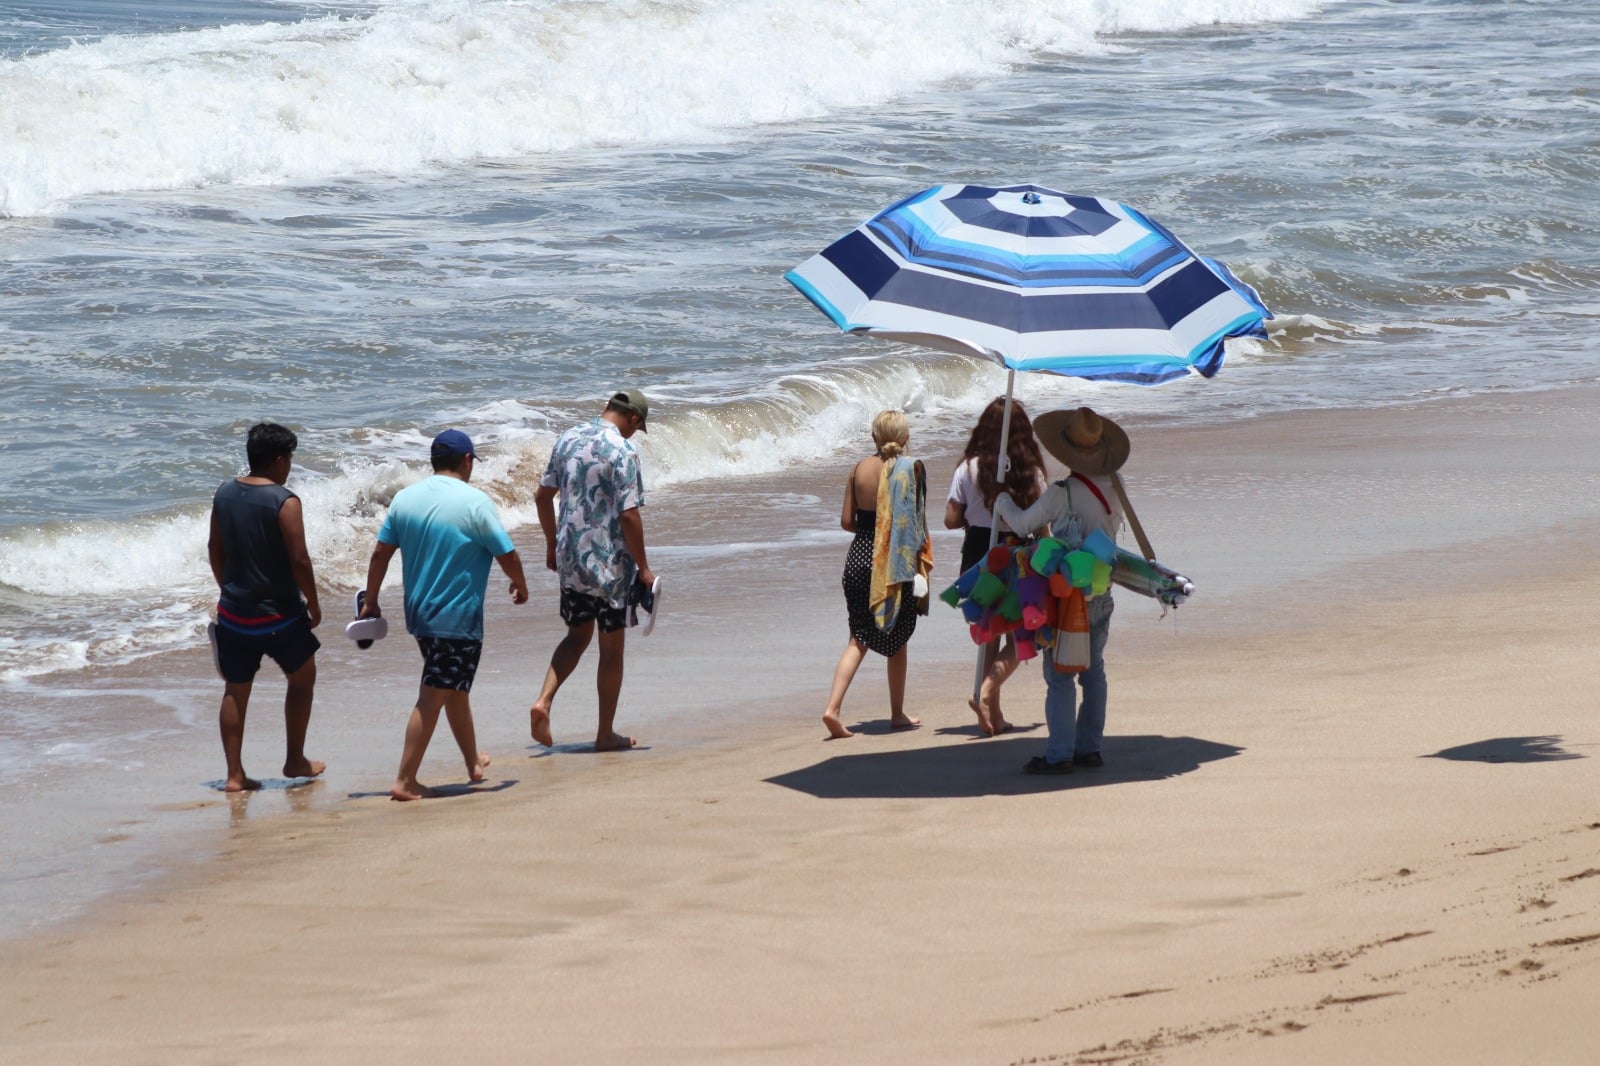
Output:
top-left (560, 587), bottom-right (628, 634)
top-left (416, 636), bottom-right (483, 692)
top-left (212, 617), bottom-right (319, 684)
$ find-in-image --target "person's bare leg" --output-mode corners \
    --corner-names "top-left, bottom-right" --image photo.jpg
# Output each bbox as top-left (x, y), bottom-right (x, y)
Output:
top-left (886, 646), bottom-right (918, 728)
top-left (969, 639), bottom-right (998, 736)
top-left (530, 624), bottom-right (592, 746)
top-left (392, 687), bottom-right (446, 801)
top-left (280, 656), bottom-right (325, 779)
top-left (442, 690), bottom-right (489, 781)
top-left (982, 639), bottom-right (1020, 735)
top-left (594, 627), bottom-right (635, 751)
top-left (219, 680), bottom-right (261, 792)
top-left (822, 638), bottom-right (866, 739)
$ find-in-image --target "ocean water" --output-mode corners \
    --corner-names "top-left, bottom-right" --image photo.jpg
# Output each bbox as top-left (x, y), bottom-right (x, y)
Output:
top-left (1, 0), bottom-right (1598, 931)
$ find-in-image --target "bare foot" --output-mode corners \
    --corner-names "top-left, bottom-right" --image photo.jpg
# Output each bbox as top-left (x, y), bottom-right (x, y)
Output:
top-left (595, 732), bottom-right (637, 752)
top-left (529, 703), bottom-right (553, 747)
top-left (981, 675), bottom-right (1006, 726)
top-left (469, 752), bottom-right (491, 783)
top-left (390, 780), bottom-right (440, 801)
top-left (822, 711), bottom-right (854, 739)
top-left (968, 696), bottom-right (995, 738)
top-left (283, 758), bottom-right (325, 779)
top-left (890, 714), bottom-right (921, 730)
top-left (225, 774), bottom-right (263, 793)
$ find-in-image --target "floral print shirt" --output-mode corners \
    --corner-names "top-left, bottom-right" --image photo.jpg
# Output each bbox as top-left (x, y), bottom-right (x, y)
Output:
top-left (541, 418), bottom-right (645, 607)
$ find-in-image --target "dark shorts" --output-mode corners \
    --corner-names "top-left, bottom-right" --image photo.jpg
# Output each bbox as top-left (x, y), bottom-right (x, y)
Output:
top-left (416, 636), bottom-right (483, 692)
top-left (960, 525), bottom-right (993, 574)
top-left (560, 587), bottom-right (628, 634)
top-left (212, 617), bottom-right (319, 685)
top-left (960, 527), bottom-right (1027, 575)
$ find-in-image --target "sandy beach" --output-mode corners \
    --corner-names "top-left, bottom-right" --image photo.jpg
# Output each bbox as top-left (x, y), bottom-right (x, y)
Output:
top-left (4, 386), bottom-right (1599, 1065)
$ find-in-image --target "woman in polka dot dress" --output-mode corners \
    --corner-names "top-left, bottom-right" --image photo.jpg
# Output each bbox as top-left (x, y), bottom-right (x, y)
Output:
top-left (821, 410), bottom-right (925, 739)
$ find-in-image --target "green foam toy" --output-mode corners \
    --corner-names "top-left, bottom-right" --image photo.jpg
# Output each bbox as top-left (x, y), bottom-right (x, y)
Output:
top-left (1065, 550), bottom-right (1097, 589)
top-left (1030, 537), bottom-right (1066, 576)
top-left (1091, 560), bottom-right (1113, 597)
top-left (970, 569), bottom-right (1007, 607)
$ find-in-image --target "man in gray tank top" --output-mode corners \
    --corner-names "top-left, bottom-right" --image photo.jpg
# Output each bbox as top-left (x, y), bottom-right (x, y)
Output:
top-left (207, 422), bottom-right (324, 792)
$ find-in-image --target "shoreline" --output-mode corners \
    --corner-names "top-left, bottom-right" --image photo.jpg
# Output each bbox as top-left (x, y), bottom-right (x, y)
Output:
top-left (2, 383), bottom-right (1599, 1061)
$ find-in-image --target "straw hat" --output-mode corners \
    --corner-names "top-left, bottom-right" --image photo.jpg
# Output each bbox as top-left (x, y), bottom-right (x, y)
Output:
top-left (1033, 406), bottom-right (1130, 476)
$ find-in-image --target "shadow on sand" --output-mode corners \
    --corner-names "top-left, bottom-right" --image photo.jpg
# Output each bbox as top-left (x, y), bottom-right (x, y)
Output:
top-left (766, 734), bottom-right (1243, 799)
top-left (204, 776), bottom-right (321, 792)
top-left (1423, 735), bottom-right (1584, 764)
top-left (345, 779), bottom-right (518, 800)
top-left (528, 742), bottom-right (653, 758)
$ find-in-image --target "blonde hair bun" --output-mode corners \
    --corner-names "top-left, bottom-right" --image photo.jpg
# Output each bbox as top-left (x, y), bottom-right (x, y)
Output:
top-left (871, 409), bottom-right (909, 458)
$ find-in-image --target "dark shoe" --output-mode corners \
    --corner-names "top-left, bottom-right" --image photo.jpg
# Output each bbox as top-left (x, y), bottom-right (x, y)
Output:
top-left (1072, 752), bottom-right (1104, 768)
top-left (1024, 756), bottom-right (1074, 775)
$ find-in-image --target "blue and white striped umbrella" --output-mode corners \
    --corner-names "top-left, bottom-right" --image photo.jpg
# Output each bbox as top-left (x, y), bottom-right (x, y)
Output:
top-left (784, 182), bottom-right (1270, 385)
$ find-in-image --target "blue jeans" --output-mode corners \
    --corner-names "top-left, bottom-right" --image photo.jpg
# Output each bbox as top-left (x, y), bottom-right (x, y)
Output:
top-left (1042, 595), bottom-right (1113, 765)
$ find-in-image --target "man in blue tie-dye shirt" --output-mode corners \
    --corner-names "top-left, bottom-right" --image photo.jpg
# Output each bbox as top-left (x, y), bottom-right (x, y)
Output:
top-left (531, 389), bottom-right (656, 752)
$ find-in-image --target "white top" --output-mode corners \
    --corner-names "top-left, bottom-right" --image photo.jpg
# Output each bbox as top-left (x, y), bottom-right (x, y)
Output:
top-left (947, 457), bottom-right (1048, 532)
top-left (992, 474), bottom-right (1123, 548)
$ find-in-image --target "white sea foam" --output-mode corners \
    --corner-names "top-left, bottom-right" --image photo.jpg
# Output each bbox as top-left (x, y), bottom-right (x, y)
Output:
top-left (0, 340), bottom-right (1121, 680)
top-left (0, 0), bottom-right (1326, 216)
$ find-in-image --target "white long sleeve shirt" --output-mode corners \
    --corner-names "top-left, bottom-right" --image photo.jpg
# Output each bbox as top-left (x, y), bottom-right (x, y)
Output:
top-left (991, 474), bottom-right (1122, 549)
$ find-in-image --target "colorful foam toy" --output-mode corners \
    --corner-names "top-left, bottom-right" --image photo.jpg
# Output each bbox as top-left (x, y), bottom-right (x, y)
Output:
top-left (1030, 536), bottom-right (1067, 576)
top-left (939, 541), bottom-right (1098, 674)
top-left (940, 536), bottom-right (1197, 668)
top-left (970, 569), bottom-right (1008, 607)
top-left (1064, 550), bottom-right (1097, 589)
top-left (1081, 527), bottom-right (1118, 565)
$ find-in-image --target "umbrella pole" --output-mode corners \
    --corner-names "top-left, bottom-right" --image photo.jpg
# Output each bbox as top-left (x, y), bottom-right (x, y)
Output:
top-left (971, 370), bottom-right (1016, 711)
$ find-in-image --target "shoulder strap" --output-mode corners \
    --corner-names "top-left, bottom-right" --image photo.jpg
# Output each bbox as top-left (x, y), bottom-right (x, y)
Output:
top-left (1111, 472), bottom-right (1157, 562)
top-left (1069, 472), bottom-right (1112, 515)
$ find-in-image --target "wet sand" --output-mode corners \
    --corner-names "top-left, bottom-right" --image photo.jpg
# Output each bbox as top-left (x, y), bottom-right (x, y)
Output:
top-left (2, 385), bottom-right (1598, 1063)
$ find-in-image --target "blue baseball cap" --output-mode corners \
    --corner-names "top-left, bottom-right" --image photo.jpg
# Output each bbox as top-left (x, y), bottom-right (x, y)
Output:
top-left (430, 428), bottom-right (478, 460)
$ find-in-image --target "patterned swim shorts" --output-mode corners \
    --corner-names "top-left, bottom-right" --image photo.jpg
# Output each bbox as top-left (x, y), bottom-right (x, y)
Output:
top-left (559, 587), bottom-right (628, 634)
top-left (415, 636), bottom-right (483, 692)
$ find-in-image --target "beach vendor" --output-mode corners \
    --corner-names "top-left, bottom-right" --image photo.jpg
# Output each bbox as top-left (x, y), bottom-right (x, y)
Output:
top-left (992, 407), bottom-right (1128, 775)
top-left (821, 410), bottom-right (935, 739)
top-left (529, 389), bottom-right (656, 753)
top-left (359, 429), bottom-right (529, 801)
top-left (207, 422), bottom-right (325, 793)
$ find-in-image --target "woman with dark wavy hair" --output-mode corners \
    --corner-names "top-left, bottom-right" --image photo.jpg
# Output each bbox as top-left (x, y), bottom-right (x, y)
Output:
top-left (943, 397), bottom-right (1048, 735)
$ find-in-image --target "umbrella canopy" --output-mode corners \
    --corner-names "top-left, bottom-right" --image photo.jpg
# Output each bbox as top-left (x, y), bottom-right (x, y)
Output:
top-left (784, 182), bottom-right (1270, 385)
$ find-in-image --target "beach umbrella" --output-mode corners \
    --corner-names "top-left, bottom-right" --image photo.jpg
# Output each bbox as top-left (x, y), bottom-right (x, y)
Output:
top-left (784, 182), bottom-right (1269, 384)
top-left (784, 182), bottom-right (1270, 699)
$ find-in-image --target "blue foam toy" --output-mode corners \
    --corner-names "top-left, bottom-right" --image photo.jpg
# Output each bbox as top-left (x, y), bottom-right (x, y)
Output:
top-left (1082, 527), bottom-right (1117, 565)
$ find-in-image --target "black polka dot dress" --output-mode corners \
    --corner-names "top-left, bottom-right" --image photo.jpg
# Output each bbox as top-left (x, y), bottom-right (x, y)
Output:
top-left (843, 509), bottom-right (918, 657)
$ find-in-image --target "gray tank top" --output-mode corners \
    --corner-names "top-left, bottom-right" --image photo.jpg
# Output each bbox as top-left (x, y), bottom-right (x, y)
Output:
top-left (212, 479), bottom-right (303, 617)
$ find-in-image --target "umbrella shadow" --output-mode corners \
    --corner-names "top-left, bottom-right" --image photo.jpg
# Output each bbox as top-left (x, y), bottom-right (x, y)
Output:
top-left (1422, 736), bottom-right (1584, 764)
top-left (766, 734), bottom-right (1243, 799)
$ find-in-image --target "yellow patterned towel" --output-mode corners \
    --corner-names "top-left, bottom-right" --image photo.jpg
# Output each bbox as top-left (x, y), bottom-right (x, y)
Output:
top-left (870, 457), bottom-right (934, 632)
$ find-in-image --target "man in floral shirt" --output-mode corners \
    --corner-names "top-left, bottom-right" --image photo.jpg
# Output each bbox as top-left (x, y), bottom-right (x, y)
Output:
top-left (531, 389), bottom-right (656, 752)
